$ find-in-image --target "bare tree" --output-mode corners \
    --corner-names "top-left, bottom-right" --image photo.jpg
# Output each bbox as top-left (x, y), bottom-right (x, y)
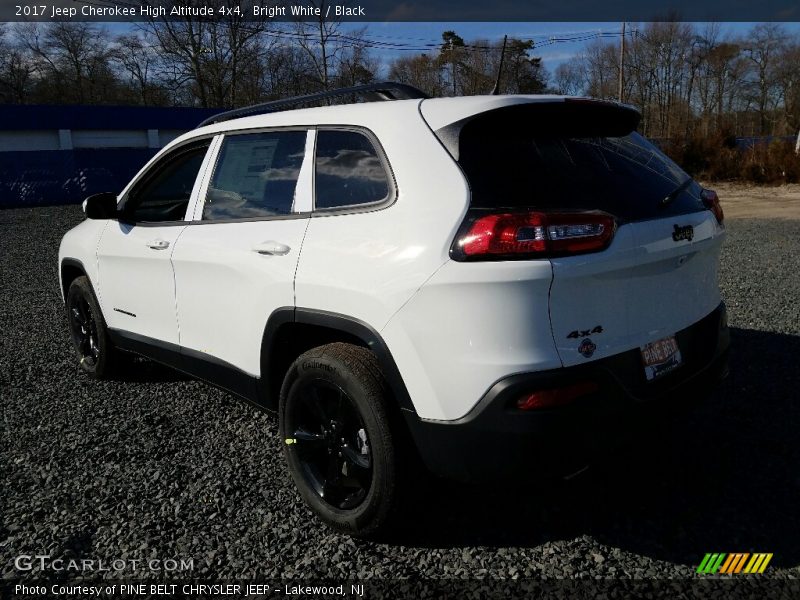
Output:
top-left (774, 42), bottom-right (800, 152)
top-left (260, 39), bottom-right (318, 99)
top-left (145, 0), bottom-right (266, 107)
top-left (0, 25), bottom-right (35, 103)
top-left (292, 0), bottom-right (348, 92)
top-left (568, 21), bottom-right (798, 140)
top-left (388, 53), bottom-right (446, 97)
top-left (582, 39), bottom-right (618, 100)
top-left (17, 22), bottom-right (116, 104)
top-left (334, 30), bottom-right (379, 88)
top-left (553, 59), bottom-right (587, 96)
top-left (743, 23), bottom-right (789, 135)
top-left (457, 37), bottom-right (494, 95)
top-left (111, 32), bottom-right (167, 105)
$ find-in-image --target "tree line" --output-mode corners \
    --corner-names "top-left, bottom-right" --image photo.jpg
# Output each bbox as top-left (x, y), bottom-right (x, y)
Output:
top-left (2, 18), bottom-right (798, 142)
top-left (1, 15), bottom-right (799, 180)
top-left (0, 19), bottom-right (546, 109)
top-left (4, 18), bottom-right (797, 140)
top-left (555, 22), bottom-right (800, 143)
top-left (553, 22), bottom-right (800, 181)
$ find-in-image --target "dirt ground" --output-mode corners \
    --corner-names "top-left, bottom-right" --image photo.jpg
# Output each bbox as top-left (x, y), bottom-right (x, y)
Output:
top-left (704, 182), bottom-right (800, 220)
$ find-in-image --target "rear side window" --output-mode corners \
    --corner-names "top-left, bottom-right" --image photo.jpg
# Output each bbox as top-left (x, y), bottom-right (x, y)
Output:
top-left (454, 104), bottom-right (705, 222)
top-left (203, 130), bottom-right (306, 220)
top-left (123, 143), bottom-right (209, 222)
top-left (314, 130), bottom-right (390, 210)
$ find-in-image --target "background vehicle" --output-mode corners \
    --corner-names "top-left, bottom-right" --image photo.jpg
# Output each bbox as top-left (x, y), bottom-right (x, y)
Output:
top-left (58, 83), bottom-right (729, 536)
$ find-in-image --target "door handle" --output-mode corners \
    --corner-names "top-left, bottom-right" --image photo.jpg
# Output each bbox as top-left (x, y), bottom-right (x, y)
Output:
top-left (146, 239), bottom-right (170, 250)
top-left (252, 241), bottom-right (291, 256)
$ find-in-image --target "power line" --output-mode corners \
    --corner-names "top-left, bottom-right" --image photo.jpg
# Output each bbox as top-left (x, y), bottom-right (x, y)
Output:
top-left (61, 2), bottom-right (635, 56)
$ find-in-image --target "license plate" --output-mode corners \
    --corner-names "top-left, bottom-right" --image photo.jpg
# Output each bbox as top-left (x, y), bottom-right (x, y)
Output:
top-left (640, 335), bottom-right (682, 381)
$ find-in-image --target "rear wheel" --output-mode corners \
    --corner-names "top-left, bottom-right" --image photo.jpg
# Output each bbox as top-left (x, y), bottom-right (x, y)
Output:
top-left (279, 343), bottom-right (397, 536)
top-left (66, 276), bottom-right (118, 379)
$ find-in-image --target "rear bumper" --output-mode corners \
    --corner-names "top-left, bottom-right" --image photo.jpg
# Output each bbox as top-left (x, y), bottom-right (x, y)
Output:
top-left (404, 302), bottom-right (730, 482)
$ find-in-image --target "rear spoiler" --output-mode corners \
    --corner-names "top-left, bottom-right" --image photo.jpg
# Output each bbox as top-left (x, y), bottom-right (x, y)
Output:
top-left (434, 99), bottom-right (642, 161)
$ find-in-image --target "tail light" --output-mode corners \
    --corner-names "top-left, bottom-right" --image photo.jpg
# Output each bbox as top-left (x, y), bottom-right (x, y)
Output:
top-left (516, 381), bottom-right (599, 410)
top-left (451, 210), bottom-right (616, 261)
top-left (701, 189), bottom-right (724, 225)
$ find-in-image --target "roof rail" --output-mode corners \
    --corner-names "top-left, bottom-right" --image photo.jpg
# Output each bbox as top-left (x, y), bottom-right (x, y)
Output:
top-left (197, 81), bottom-right (429, 128)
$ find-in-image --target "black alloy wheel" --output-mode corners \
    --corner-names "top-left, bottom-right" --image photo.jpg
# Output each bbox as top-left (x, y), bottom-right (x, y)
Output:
top-left (66, 276), bottom-right (118, 378)
top-left (279, 343), bottom-right (398, 536)
top-left (69, 291), bottom-right (100, 368)
top-left (285, 378), bottom-right (373, 510)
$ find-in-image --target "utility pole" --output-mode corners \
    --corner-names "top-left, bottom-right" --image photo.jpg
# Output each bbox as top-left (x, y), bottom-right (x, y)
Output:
top-left (618, 22), bottom-right (626, 102)
top-left (449, 39), bottom-right (457, 96)
top-left (491, 35), bottom-right (508, 95)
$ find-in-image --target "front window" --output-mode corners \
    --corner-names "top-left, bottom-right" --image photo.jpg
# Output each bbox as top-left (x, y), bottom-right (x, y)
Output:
top-left (122, 142), bottom-right (210, 223)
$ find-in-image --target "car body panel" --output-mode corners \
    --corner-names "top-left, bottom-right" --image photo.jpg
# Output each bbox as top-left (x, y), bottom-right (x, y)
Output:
top-left (293, 102), bottom-right (469, 334)
top-left (58, 218), bottom-right (109, 301)
top-left (382, 259), bottom-right (561, 421)
top-left (95, 222), bottom-right (186, 345)
top-left (549, 212), bottom-right (725, 367)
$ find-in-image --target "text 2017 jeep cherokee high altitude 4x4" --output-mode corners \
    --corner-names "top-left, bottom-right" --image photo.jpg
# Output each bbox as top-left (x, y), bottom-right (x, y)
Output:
top-left (59, 83), bottom-right (730, 536)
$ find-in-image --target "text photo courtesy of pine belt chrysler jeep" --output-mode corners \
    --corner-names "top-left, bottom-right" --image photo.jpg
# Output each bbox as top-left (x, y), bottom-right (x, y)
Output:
top-left (59, 82), bottom-right (730, 536)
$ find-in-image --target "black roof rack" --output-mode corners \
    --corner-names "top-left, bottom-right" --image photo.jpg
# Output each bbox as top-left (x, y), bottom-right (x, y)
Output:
top-left (197, 81), bottom-right (429, 128)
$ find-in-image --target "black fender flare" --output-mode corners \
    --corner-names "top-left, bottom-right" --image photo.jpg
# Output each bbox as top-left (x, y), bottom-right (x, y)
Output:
top-left (60, 257), bottom-right (91, 303)
top-left (261, 307), bottom-right (417, 416)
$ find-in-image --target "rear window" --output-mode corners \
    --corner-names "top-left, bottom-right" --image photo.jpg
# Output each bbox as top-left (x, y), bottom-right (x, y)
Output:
top-left (453, 103), bottom-right (704, 221)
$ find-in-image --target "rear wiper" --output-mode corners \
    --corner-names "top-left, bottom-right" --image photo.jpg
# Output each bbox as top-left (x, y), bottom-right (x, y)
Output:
top-left (660, 177), bottom-right (693, 207)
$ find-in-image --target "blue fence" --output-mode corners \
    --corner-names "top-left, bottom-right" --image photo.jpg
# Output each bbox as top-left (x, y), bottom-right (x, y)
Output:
top-left (0, 148), bottom-right (159, 208)
top-left (0, 104), bottom-right (224, 209)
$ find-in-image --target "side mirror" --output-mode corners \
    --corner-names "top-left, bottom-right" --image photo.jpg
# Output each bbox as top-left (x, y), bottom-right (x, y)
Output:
top-left (83, 192), bottom-right (118, 220)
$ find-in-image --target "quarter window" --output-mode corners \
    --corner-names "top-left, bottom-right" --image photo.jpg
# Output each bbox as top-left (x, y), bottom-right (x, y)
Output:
top-left (203, 131), bottom-right (307, 220)
top-left (314, 130), bottom-right (390, 209)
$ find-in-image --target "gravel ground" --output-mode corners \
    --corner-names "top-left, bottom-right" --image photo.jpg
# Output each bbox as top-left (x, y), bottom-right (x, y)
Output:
top-left (1, 205), bottom-right (799, 587)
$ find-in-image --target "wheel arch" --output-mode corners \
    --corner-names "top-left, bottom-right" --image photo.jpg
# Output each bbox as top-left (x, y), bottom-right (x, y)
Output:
top-left (60, 258), bottom-right (91, 304)
top-left (259, 308), bottom-right (416, 418)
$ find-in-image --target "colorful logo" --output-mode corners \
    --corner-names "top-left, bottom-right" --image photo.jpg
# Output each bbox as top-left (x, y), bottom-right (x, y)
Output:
top-left (578, 338), bottom-right (596, 358)
top-left (696, 553), bottom-right (773, 575)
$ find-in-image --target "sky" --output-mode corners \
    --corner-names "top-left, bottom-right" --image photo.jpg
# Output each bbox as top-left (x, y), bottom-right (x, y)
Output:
top-left (105, 21), bottom-right (800, 74)
top-left (361, 22), bottom-right (800, 70)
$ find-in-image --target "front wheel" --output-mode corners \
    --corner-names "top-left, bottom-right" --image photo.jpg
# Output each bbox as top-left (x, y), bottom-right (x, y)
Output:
top-left (279, 343), bottom-right (398, 537)
top-left (66, 276), bottom-right (118, 378)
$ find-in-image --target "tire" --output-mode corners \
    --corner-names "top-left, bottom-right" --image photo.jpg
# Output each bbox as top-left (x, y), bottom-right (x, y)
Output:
top-left (279, 343), bottom-right (398, 537)
top-left (66, 276), bottom-right (119, 379)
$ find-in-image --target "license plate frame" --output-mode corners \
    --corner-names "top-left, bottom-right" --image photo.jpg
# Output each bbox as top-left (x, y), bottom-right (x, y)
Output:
top-left (640, 335), bottom-right (683, 381)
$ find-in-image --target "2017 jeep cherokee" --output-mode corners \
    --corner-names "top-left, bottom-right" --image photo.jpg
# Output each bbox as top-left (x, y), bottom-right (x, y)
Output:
top-left (59, 83), bottom-right (730, 536)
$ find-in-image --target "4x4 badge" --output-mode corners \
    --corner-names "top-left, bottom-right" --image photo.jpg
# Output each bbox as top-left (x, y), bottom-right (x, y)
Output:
top-left (567, 326), bottom-right (603, 339)
top-left (672, 224), bottom-right (694, 242)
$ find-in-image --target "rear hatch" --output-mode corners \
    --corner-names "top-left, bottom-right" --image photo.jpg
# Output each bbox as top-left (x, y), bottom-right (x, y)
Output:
top-left (430, 99), bottom-right (726, 370)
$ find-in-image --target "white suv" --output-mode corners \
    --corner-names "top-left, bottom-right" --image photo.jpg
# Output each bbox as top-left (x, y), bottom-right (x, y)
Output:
top-left (59, 83), bottom-right (730, 536)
